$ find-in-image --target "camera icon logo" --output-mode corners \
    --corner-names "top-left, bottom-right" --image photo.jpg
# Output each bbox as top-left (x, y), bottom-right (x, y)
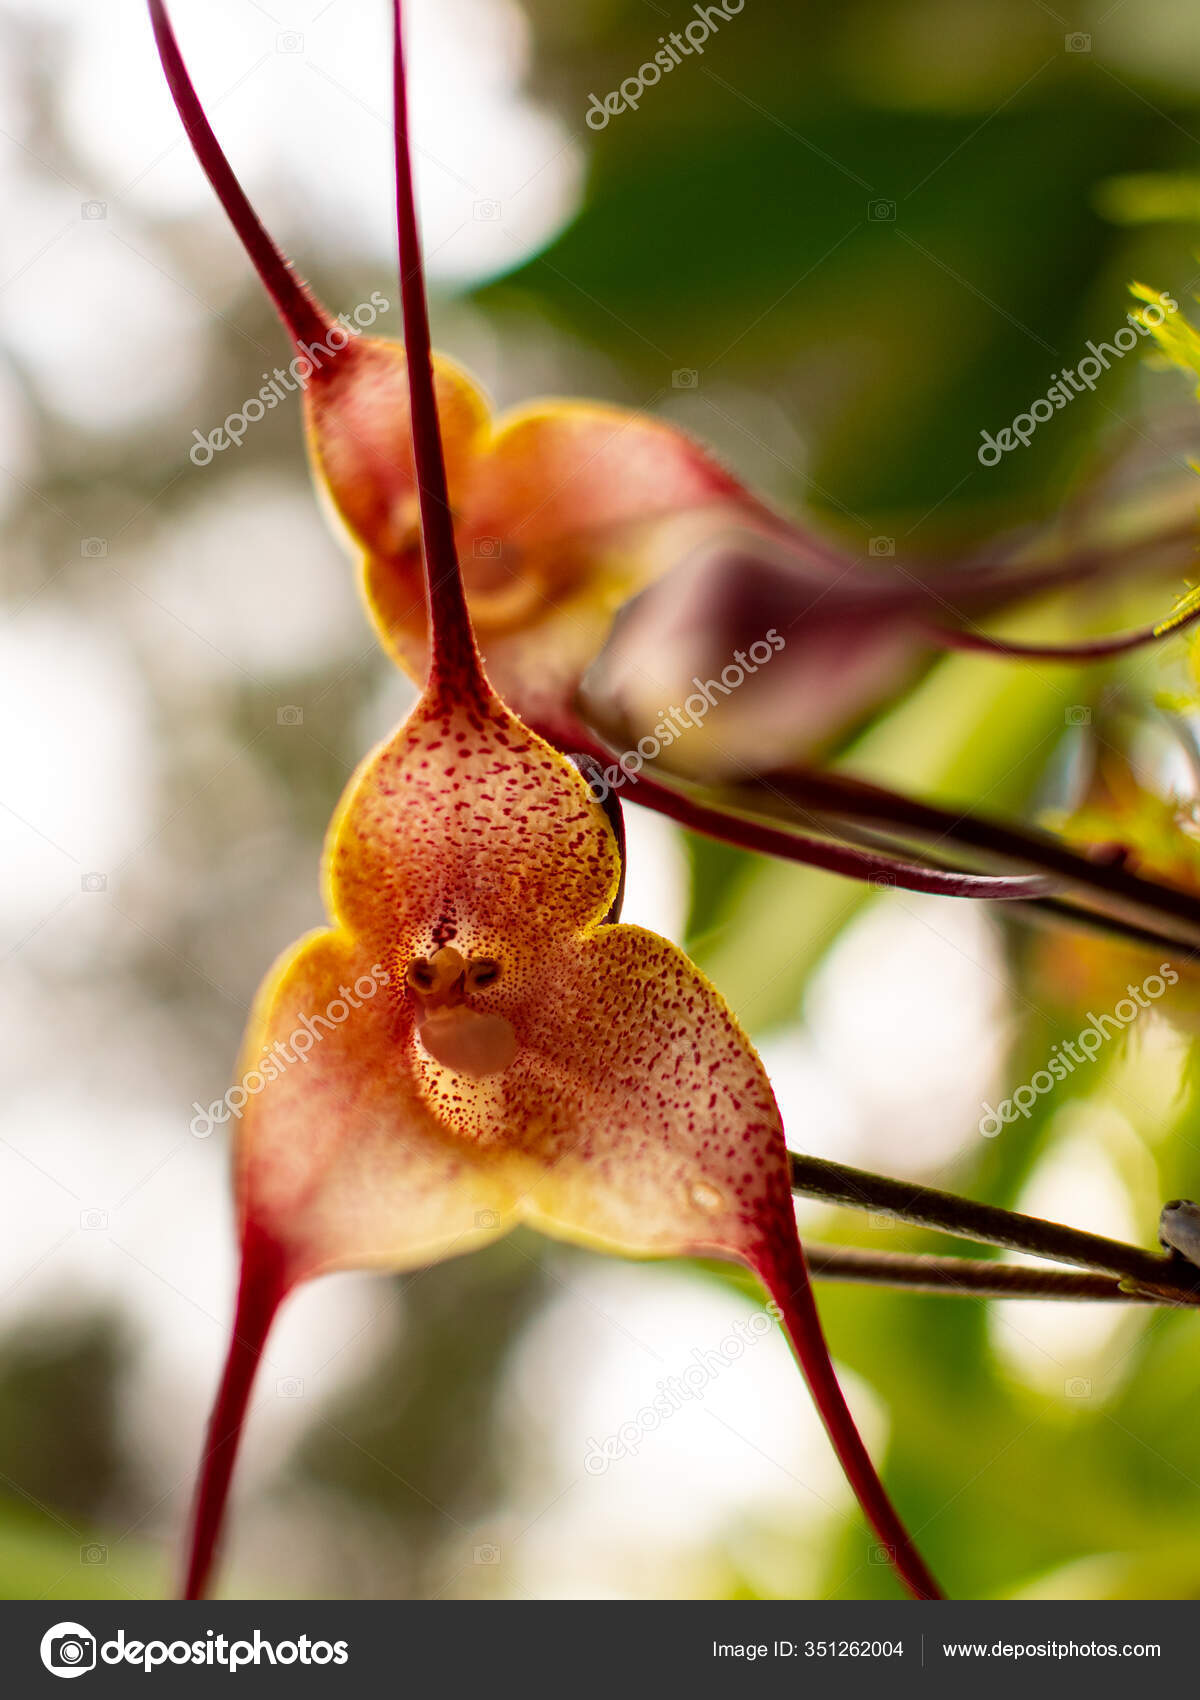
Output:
top-left (277, 1376), bottom-right (304, 1397)
top-left (671, 368), bottom-right (699, 389)
top-left (868, 1542), bottom-right (897, 1565)
top-left (80, 872), bottom-right (107, 893)
top-left (473, 199), bottom-right (502, 221)
top-left (473, 1543), bottom-right (501, 1564)
top-left (277, 31), bottom-right (304, 53)
top-left (1065, 705), bottom-right (1092, 726)
top-left (80, 200), bottom-right (106, 221)
top-left (80, 538), bottom-right (107, 558)
top-left (80, 1209), bottom-right (108, 1231)
top-left (80, 1543), bottom-right (107, 1565)
top-left (1065, 1376), bottom-right (1092, 1397)
top-left (475, 1208), bottom-right (501, 1229)
top-left (1065, 32), bottom-right (1092, 53)
top-left (473, 537), bottom-right (501, 559)
top-left (868, 536), bottom-right (895, 557)
top-left (40, 1622), bottom-right (96, 1678)
top-left (868, 199), bottom-right (896, 222)
top-left (276, 705), bottom-right (304, 726)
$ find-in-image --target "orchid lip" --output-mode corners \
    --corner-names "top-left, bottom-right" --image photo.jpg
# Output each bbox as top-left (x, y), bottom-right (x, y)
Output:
top-left (414, 1007), bottom-right (518, 1077)
top-left (406, 946), bottom-right (517, 1076)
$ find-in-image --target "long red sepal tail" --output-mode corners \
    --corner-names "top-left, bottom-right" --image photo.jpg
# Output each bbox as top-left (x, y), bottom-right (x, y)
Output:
top-left (753, 1240), bottom-right (943, 1600)
top-left (147, 0), bottom-right (331, 350)
top-left (181, 1230), bottom-right (288, 1600)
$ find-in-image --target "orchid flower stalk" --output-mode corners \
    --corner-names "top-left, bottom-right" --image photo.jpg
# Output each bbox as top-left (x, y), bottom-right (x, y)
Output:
top-left (153, 0), bottom-right (942, 1604)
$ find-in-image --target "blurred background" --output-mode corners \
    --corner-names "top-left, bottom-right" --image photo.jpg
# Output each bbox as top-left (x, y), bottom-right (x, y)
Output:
top-left (6, 0), bottom-right (1200, 1601)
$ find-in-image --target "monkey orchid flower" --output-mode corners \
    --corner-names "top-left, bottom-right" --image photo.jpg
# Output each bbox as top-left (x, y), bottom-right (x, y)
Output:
top-left (149, 4), bottom-right (1200, 796)
top-left (158, 0), bottom-right (944, 1604)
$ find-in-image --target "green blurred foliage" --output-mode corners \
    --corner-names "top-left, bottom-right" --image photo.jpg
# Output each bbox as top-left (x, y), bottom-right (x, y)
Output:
top-left (0, 1311), bottom-right (131, 1527)
top-left (507, 0), bottom-right (1200, 531)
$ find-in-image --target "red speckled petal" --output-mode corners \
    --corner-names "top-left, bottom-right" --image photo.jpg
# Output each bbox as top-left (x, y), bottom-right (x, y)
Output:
top-left (326, 690), bottom-right (619, 948)
top-left (467, 400), bottom-right (773, 559)
top-left (237, 695), bottom-right (780, 1279)
top-left (303, 338), bottom-right (488, 570)
top-left (243, 687), bottom-right (784, 1273)
top-left (512, 924), bottom-right (793, 1261)
top-left (230, 874), bottom-right (940, 1601)
top-left (232, 929), bottom-right (516, 1287)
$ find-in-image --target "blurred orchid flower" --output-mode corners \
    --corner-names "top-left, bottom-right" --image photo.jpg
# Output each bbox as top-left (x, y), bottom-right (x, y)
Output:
top-left (157, 0), bottom-right (1174, 922)
top-left (152, 0), bottom-right (945, 1603)
top-left (579, 523), bottom-right (1200, 781)
top-left (151, 0), bottom-right (790, 738)
top-left (150, 5), bottom-right (1199, 792)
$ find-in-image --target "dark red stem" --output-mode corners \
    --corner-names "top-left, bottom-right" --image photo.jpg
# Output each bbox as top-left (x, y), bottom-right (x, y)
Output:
top-left (925, 598), bottom-right (1200, 661)
top-left (803, 1243), bottom-right (1182, 1302)
top-left (787, 1151), bottom-right (1200, 1297)
top-left (392, 0), bottom-right (486, 701)
top-left (148, 0), bottom-right (330, 350)
top-left (181, 1232), bottom-right (288, 1601)
top-left (536, 725), bottom-right (1054, 901)
top-left (637, 780), bottom-right (1052, 898)
top-left (764, 765), bottom-right (1200, 947)
top-left (753, 1240), bottom-right (943, 1600)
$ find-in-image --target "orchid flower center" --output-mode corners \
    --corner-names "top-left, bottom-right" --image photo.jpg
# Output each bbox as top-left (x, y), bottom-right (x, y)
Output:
top-left (405, 945), bottom-right (516, 1078)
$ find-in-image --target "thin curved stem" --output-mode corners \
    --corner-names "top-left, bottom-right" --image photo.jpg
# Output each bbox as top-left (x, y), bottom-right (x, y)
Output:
top-left (923, 594), bottom-right (1200, 661)
top-left (804, 1242), bottom-right (1192, 1304)
top-left (532, 728), bottom-right (1056, 902)
top-left (753, 767), bottom-right (1200, 951)
top-left (646, 785), bottom-right (1053, 898)
top-left (789, 1152), bottom-right (1200, 1302)
top-left (906, 513), bottom-right (1197, 606)
top-left (760, 509), bottom-right (1196, 608)
top-left (540, 718), bottom-right (1200, 950)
